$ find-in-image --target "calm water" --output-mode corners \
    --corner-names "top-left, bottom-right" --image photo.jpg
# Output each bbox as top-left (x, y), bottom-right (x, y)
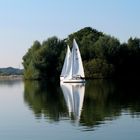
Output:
top-left (0, 79), bottom-right (140, 140)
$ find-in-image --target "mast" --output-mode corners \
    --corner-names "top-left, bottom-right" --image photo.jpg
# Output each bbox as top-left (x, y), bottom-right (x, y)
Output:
top-left (71, 40), bottom-right (75, 77)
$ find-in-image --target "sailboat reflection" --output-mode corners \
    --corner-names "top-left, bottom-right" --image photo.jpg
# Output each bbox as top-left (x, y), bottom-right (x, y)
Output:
top-left (60, 82), bottom-right (85, 121)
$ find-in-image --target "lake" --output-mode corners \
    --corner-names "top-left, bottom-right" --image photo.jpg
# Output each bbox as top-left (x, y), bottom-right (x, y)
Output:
top-left (0, 79), bottom-right (140, 140)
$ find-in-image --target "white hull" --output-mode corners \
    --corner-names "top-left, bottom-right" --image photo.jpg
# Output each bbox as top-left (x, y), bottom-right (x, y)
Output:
top-left (62, 78), bottom-right (85, 83)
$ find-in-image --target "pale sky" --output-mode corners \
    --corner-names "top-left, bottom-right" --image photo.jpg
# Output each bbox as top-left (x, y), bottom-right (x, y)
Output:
top-left (0, 0), bottom-right (140, 68)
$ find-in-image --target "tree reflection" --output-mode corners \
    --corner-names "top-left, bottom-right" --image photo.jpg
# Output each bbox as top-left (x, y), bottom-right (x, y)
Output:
top-left (0, 79), bottom-right (22, 87)
top-left (24, 79), bottom-right (140, 129)
top-left (81, 80), bottom-right (140, 128)
top-left (24, 80), bottom-right (67, 121)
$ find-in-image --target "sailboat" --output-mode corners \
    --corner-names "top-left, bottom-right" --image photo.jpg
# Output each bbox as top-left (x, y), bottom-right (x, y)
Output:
top-left (60, 39), bottom-right (85, 83)
top-left (60, 82), bottom-right (85, 121)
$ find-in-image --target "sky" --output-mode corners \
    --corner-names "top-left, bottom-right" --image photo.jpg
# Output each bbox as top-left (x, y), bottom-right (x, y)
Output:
top-left (0, 0), bottom-right (140, 68)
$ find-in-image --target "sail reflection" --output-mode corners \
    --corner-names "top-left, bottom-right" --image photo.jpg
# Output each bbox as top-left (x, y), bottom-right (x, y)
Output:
top-left (60, 82), bottom-right (85, 121)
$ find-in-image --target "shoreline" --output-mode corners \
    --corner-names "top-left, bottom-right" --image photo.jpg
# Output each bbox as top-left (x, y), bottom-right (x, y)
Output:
top-left (0, 75), bottom-right (23, 80)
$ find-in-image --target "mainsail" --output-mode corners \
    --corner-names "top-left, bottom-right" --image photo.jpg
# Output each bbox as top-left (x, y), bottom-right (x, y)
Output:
top-left (71, 39), bottom-right (85, 78)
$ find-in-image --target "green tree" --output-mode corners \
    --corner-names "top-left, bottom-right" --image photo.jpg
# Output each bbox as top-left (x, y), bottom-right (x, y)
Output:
top-left (84, 59), bottom-right (114, 78)
top-left (23, 37), bottom-right (66, 80)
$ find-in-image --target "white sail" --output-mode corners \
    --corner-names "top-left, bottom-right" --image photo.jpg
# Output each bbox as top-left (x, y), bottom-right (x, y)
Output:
top-left (60, 82), bottom-right (85, 121)
top-left (60, 45), bottom-right (71, 80)
top-left (72, 39), bottom-right (85, 78)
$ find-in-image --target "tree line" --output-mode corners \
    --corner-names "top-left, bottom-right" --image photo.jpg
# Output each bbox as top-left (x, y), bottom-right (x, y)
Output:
top-left (22, 27), bottom-right (140, 80)
top-left (0, 67), bottom-right (23, 76)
